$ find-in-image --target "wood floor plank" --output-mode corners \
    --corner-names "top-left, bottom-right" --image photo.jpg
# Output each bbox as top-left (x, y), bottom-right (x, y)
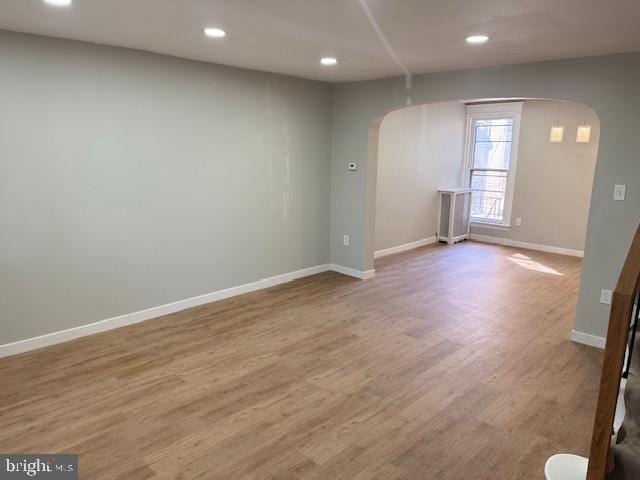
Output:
top-left (0, 241), bottom-right (602, 479)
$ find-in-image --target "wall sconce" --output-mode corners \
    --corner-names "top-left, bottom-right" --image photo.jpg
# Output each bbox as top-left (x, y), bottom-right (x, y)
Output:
top-left (576, 125), bottom-right (591, 143)
top-left (549, 126), bottom-right (564, 143)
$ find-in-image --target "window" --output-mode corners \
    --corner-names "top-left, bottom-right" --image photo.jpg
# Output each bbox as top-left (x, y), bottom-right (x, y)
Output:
top-left (464, 102), bottom-right (522, 226)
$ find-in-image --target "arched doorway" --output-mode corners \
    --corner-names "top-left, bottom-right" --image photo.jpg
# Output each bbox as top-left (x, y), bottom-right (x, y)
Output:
top-left (372, 98), bottom-right (599, 259)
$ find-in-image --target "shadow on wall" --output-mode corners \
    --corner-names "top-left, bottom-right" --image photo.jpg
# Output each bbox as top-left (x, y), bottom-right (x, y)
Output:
top-left (372, 98), bottom-right (600, 259)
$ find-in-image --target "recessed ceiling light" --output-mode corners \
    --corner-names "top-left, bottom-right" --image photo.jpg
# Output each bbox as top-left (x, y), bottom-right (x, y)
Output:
top-left (466, 35), bottom-right (490, 44)
top-left (320, 57), bottom-right (338, 66)
top-left (44, 0), bottom-right (72, 6)
top-left (204, 28), bottom-right (226, 38)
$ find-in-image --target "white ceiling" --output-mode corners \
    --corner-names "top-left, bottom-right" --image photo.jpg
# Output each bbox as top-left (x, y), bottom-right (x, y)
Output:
top-left (1, 0), bottom-right (640, 82)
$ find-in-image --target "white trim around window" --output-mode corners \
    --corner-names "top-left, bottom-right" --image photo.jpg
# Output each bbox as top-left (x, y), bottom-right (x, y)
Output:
top-left (462, 102), bottom-right (523, 227)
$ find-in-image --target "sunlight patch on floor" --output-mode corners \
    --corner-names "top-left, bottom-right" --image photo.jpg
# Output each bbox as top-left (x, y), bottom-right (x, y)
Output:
top-left (507, 253), bottom-right (564, 276)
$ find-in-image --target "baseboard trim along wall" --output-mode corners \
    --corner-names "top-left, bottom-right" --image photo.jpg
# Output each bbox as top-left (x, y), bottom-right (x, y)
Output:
top-left (470, 234), bottom-right (584, 258)
top-left (0, 263), bottom-right (375, 359)
top-left (374, 236), bottom-right (437, 259)
top-left (570, 329), bottom-right (606, 349)
top-left (329, 264), bottom-right (376, 280)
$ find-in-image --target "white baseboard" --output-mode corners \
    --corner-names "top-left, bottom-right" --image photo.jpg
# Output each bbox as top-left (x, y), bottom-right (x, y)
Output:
top-left (0, 262), bottom-right (379, 359)
top-left (329, 264), bottom-right (376, 280)
top-left (570, 329), bottom-right (606, 349)
top-left (470, 234), bottom-right (584, 258)
top-left (374, 236), bottom-right (437, 259)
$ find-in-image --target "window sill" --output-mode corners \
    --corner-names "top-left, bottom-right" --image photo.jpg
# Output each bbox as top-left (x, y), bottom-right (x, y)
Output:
top-left (471, 221), bottom-right (511, 231)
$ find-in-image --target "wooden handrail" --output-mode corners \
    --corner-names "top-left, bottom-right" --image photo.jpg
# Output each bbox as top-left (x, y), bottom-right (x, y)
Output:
top-left (586, 222), bottom-right (640, 479)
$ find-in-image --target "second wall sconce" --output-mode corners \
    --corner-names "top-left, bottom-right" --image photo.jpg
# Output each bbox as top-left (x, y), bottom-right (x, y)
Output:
top-left (576, 125), bottom-right (591, 143)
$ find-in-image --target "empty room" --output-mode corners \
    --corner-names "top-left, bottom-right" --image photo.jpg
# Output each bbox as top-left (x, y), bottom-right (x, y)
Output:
top-left (1, 1), bottom-right (640, 479)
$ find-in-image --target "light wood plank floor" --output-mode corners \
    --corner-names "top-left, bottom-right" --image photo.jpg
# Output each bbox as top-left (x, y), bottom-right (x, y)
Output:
top-left (0, 242), bottom-right (602, 479)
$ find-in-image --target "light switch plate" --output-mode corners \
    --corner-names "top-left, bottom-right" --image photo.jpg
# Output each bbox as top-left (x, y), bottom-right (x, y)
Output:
top-left (600, 289), bottom-right (612, 305)
top-left (613, 184), bottom-right (626, 201)
top-left (348, 163), bottom-right (357, 171)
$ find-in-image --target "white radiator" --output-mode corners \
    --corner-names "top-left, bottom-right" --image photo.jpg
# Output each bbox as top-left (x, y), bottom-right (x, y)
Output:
top-left (437, 188), bottom-right (472, 244)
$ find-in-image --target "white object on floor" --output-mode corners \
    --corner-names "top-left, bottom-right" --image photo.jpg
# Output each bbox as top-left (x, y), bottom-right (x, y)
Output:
top-left (544, 454), bottom-right (588, 480)
top-left (614, 377), bottom-right (627, 436)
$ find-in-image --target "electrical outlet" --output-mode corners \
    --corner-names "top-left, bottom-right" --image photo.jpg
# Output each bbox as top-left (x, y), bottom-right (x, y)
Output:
top-left (600, 289), bottom-right (612, 305)
top-left (343, 235), bottom-right (350, 247)
top-left (515, 217), bottom-right (522, 226)
top-left (613, 184), bottom-right (626, 201)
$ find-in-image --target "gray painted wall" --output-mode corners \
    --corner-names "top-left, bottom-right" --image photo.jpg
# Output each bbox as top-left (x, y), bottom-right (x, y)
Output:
top-left (330, 53), bottom-right (640, 339)
top-left (374, 102), bottom-right (465, 251)
top-left (2, 29), bottom-right (638, 345)
top-left (471, 100), bottom-right (599, 252)
top-left (0, 31), bottom-right (332, 345)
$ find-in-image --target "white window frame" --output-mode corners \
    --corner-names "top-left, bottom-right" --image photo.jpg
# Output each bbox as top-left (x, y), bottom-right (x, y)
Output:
top-left (462, 102), bottom-right (523, 228)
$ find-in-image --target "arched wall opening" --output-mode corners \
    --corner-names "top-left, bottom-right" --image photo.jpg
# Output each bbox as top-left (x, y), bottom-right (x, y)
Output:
top-left (372, 98), bottom-right (600, 257)
top-left (366, 97), bottom-right (601, 329)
